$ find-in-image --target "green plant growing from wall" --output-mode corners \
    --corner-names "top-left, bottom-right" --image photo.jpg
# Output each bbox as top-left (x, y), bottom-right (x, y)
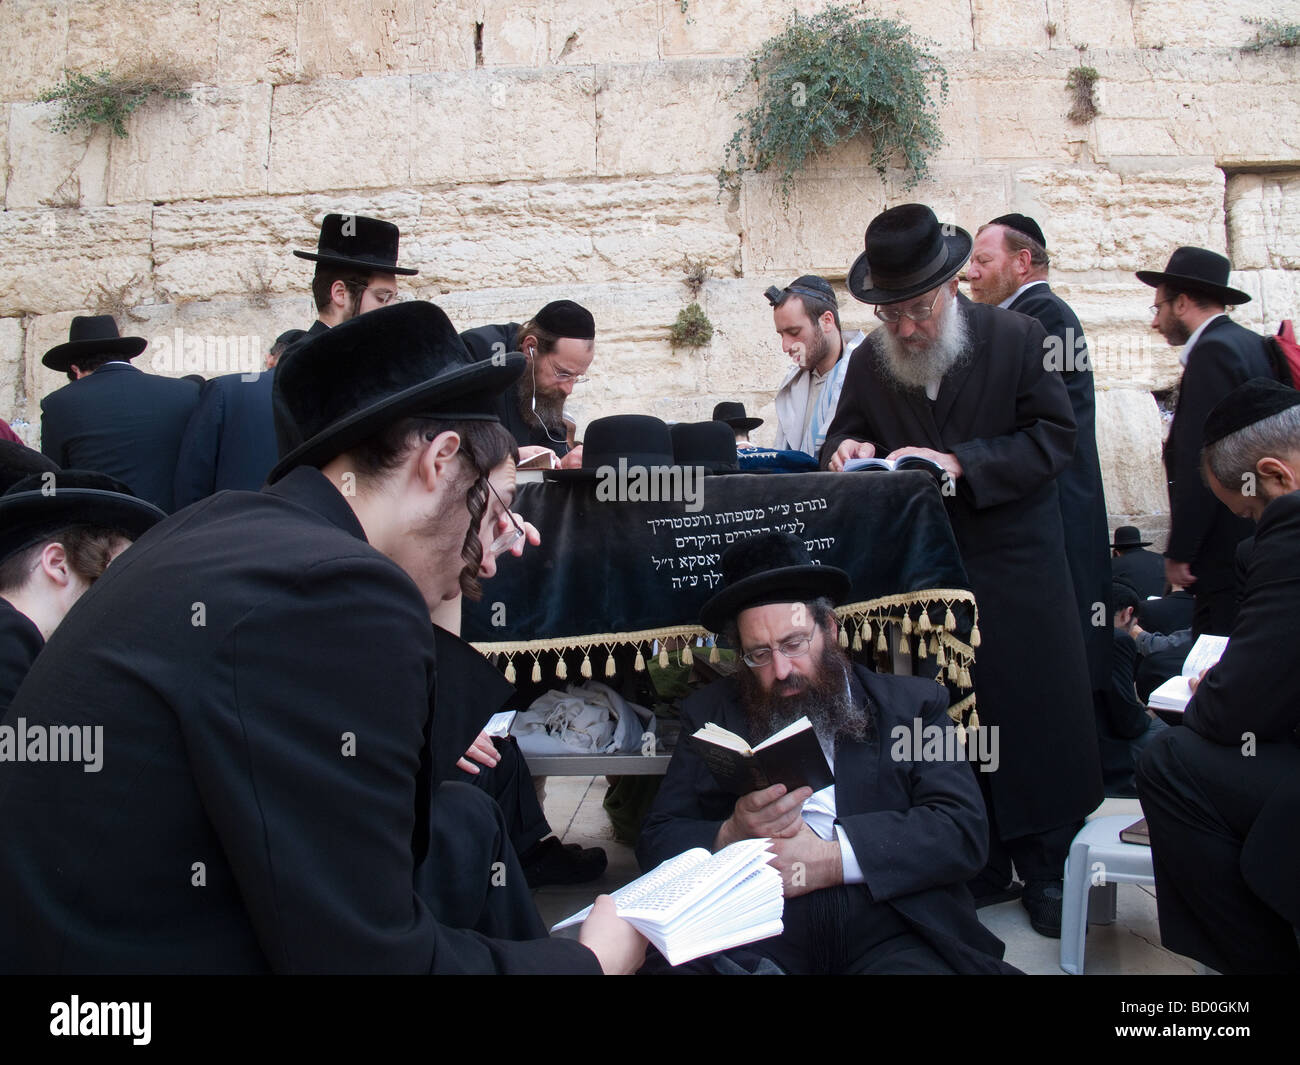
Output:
top-left (39, 64), bottom-right (193, 138)
top-left (669, 303), bottom-right (714, 349)
top-left (1241, 17), bottom-right (1300, 50)
top-left (1066, 65), bottom-right (1100, 124)
top-left (718, 6), bottom-right (947, 203)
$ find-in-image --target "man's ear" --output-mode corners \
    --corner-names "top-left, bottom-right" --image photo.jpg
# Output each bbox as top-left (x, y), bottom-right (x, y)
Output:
top-left (1257, 455), bottom-right (1300, 495)
top-left (37, 542), bottom-right (73, 588)
top-left (818, 310), bottom-right (836, 335)
top-left (520, 334), bottom-right (539, 360)
top-left (416, 429), bottom-right (463, 491)
top-left (329, 279), bottom-right (352, 310)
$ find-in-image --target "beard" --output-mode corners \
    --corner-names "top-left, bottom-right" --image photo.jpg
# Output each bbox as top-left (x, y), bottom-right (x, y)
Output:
top-left (798, 325), bottom-right (833, 373)
top-left (737, 636), bottom-right (872, 757)
top-left (875, 295), bottom-right (971, 393)
top-left (516, 361), bottom-right (567, 436)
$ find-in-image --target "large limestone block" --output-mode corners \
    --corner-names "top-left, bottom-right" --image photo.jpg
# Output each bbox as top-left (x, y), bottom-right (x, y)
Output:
top-left (107, 84), bottom-right (272, 203)
top-left (215, 1), bottom-right (299, 85)
top-left (1012, 165), bottom-right (1226, 273)
top-left (410, 68), bottom-right (596, 184)
top-left (2, 0), bottom-right (69, 103)
top-left (955, 50), bottom-right (1092, 163)
top-left (1132, 0), bottom-right (1298, 50)
top-left (24, 310), bottom-right (81, 416)
top-left (1226, 173), bottom-right (1300, 271)
top-left (409, 176), bottom-right (736, 290)
top-left (1054, 0), bottom-right (1138, 49)
top-left (0, 207), bottom-right (152, 317)
top-left (1095, 387), bottom-right (1169, 522)
top-left (1228, 269), bottom-right (1300, 336)
top-left (482, 0), bottom-right (662, 66)
top-left (596, 59), bottom-right (745, 178)
top-left (296, 0), bottom-right (475, 78)
top-left (270, 77), bottom-right (412, 193)
top-left (153, 191), bottom-right (424, 302)
top-left (0, 317), bottom-right (26, 429)
top-left (5, 102), bottom-right (110, 208)
top-left (971, 0), bottom-right (1058, 49)
top-left (66, 0), bottom-right (221, 83)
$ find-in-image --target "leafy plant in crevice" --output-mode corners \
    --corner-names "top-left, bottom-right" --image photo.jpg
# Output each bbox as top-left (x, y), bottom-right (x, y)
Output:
top-left (718, 5), bottom-right (948, 203)
top-left (1066, 65), bottom-right (1100, 124)
top-left (38, 64), bottom-right (193, 138)
top-left (1241, 17), bottom-right (1300, 51)
top-left (669, 303), bottom-right (714, 349)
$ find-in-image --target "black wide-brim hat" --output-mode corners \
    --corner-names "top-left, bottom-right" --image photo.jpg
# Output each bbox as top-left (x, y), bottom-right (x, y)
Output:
top-left (293, 213), bottom-right (419, 276)
top-left (848, 203), bottom-right (972, 305)
top-left (543, 414), bottom-right (676, 482)
top-left (711, 401), bottom-right (763, 433)
top-left (1110, 525), bottom-right (1152, 549)
top-left (700, 530), bottom-right (851, 634)
top-left (42, 315), bottom-right (147, 372)
top-left (670, 420), bottom-right (739, 474)
top-left (1136, 246), bottom-right (1250, 306)
top-left (268, 302), bottom-right (524, 484)
top-left (0, 470), bottom-right (164, 562)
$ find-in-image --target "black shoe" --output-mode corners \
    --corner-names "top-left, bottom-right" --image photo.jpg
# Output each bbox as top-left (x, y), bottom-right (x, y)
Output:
top-left (970, 877), bottom-right (1024, 909)
top-left (1021, 879), bottom-right (1064, 938)
top-left (522, 837), bottom-right (608, 888)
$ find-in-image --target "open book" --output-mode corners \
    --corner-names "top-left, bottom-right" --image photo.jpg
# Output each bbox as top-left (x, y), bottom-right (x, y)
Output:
top-left (844, 454), bottom-right (946, 482)
top-left (551, 838), bottom-right (784, 966)
top-left (1146, 634), bottom-right (1229, 718)
top-left (689, 716), bottom-right (834, 796)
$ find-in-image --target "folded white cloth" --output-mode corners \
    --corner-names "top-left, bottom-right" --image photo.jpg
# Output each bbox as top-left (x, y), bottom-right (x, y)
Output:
top-left (514, 680), bottom-right (654, 757)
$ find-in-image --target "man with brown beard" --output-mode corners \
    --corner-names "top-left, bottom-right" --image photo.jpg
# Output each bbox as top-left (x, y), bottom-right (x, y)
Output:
top-left (637, 532), bottom-right (1015, 974)
top-left (460, 300), bottom-right (595, 470)
top-left (823, 204), bottom-right (1102, 940)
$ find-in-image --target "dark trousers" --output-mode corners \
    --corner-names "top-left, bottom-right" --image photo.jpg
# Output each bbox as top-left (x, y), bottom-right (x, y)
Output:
top-left (416, 782), bottom-right (549, 941)
top-left (1192, 575), bottom-right (1237, 638)
top-left (1136, 727), bottom-right (1300, 974)
top-left (467, 735), bottom-right (551, 860)
top-left (973, 766), bottom-right (1082, 886)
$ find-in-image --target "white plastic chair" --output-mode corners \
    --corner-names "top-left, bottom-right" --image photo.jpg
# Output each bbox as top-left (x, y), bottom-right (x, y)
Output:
top-left (1060, 814), bottom-right (1156, 974)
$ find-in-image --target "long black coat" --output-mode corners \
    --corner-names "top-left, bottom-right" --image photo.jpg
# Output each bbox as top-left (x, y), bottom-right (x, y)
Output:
top-left (1009, 283), bottom-right (1112, 691)
top-left (1163, 316), bottom-right (1274, 620)
top-left (0, 468), bottom-right (598, 974)
top-left (173, 371), bottom-right (279, 508)
top-left (822, 297), bottom-right (1102, 839)
top-left (40, 363), bottom-right (199, 513)
top-left (460, 323), bottom-right (570, 457)
top-left (638, 665), bottom-right (1015, 974)
top-left (0, 599), bottom-right (41, 713)
top-left (1113, 547), bottom-right (1166, 600)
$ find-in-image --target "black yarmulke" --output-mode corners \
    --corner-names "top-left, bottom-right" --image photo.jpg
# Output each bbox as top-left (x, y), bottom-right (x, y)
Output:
top-left (534, 300), bottom-right (595, 340)
top-left (1204, 377), bottom-right (1300, 447)
top-left (990, 213), bottom-right (1047, 250)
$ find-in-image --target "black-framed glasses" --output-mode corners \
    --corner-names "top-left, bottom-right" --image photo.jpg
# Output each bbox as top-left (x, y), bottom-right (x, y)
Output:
top-left (742, 633), bottom-right (813, 668)
top-left (875, 287), bottom-right (944, 324)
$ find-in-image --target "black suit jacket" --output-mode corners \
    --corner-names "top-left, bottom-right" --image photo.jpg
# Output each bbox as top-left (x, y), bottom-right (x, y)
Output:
top-left (638, 666), bottom-right (1013, 973)
top-left (0, 599), bottom-right (42, 713)
top-left (0, 468), bottom-right (598, 974)
top-left (40, 363), bottom-right (200, 513)
top-left (1113, 547), bottom-right (1167, 600)
top-left (173, 371), bottom-right (278, 508)
top-left (1163, 317), bottom-right (1274, 583)
top-left (460, 323), bottom-right (570, 457)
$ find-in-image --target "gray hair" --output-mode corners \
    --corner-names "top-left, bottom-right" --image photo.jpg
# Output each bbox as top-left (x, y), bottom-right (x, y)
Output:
top-left (1204, 404), bottom-right (1300, 490)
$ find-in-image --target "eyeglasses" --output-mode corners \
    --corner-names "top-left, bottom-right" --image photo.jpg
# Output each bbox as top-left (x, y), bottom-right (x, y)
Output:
top-left (875, 287), bottom-right (944, 324)
top-left (546, 363), bottom-right (589, 385)
top-left (343, 281), bottom-right (404, 306)
top-left (486, 479), bottom-right (525, 557)
top-left (741, 633), bottom-right (813, 668)
top-left (1149, 298), bottom-right (1173, 316)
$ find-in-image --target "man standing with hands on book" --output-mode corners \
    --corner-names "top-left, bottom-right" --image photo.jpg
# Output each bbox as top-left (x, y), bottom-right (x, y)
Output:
top-left (638, 532), bottom-right (1016, 974)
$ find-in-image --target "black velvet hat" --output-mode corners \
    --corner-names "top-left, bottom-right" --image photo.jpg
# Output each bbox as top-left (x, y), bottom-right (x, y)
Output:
top-left (0, 469), bottom-right (164, 562)
top-left (699, 531), bottom-right (851, 633)
top-left (533, 300), bottom-right (595, 340)
top-left (293, 213), bottom-right (419, 276)
top-left (268, 301), bottom-right (524, 484)
top-left (848, 204), bottom-right (972, 305)
top-left (0, 441), bottom-right (59, 494)
top-left (42, 315), bottom-right (147, 372)
top-left (1136, 246), bottom-right (1250, 306)
top-left (1109, 526), bottom-right (1152, 549)
top-left (543, 414), bottom-right (675, 482)
top-left (670, 420), bottom-right (739, 474)
top-left (989, 213), bottom-right (1047, 250)
top-left (711, 401), bottom-right (763, 433)
top-left (1203, 377), bottom-right (1300, 447)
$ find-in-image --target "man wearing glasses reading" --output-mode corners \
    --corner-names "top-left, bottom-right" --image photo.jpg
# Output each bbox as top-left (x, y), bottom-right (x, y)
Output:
top-left (822, 204), bottom-right (1102, 940)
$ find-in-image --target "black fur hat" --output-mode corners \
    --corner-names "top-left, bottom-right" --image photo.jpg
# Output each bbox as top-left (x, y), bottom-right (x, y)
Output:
top-left (699, 531), bottom-right (850, 633)
top-left (268, 301), bottom-right (524, 483)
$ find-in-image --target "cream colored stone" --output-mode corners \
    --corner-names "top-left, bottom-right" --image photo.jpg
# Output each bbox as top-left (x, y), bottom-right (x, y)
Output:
top-left (957, 50), bottom-right (1092, 163)
top-left (1228, 269), bottom-right (1300, 336)
top-left (1132, 0), bottom-right (1296, 50)
top-left (1226, 173), bottom-right (1300, 272)
top-left (596, 59), bottom-right (744, 178)
top-left (2, 0), bottom-right (70, 103)
top-left (107, 84), bottom-right (271, 203)
top-left (5, 102), bottom-right (110, 208)
top-left (1095, 388), bottom-right (1170, 523)
top-left (410, 69), bottom-right (596, 184)
top-left (0, 207), bottom-right (152, 317)
top-left (152, 191), bottom-right (424, 302)
top-left (23, 310), bottom-right (80, 417)
top-left (482, 0), bottom-right (662, 66)
top-left (270, 77), bottom-right (412, 193)
top-left (971, 0), bottom-right (1056, 49)
top-left (1053, 0), bottom-right (1138, 49)
top-left (296, 0), bottom-right (476, 78)
top-left (0, 317), bottom-right (27, 429)
top-left (66, 0), bottom-right (221, 84)
top-left (0, 107), bottom-right (7, 205)
top-left (215, 1), bottom-right (299, 84)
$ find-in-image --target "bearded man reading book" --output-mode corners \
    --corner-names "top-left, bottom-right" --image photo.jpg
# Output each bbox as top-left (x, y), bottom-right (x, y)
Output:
top-left (637, 532), bottom-right (1017, 974)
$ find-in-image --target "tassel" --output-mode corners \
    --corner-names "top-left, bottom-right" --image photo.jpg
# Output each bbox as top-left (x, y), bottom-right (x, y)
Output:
top-left (935, 643), bottom-right (946, 667)
top-left (556, 657), bottom-right (568, 680)
top-left (709, 644), bottom-right (719, 663)
top-left (838, 624), bottom-right (849, 649)
top-left (929, 635), bottom-right (939, 656)
top-left (947, 660), bottom-right (959, 682)
top-left (956, 722), bottom-right (968, 746)
top-left (659, 646), bottom-right (669, 669)
top-left (917, 610), bottom-right (932, 633)
top-left (580, 653), bottom-right (592, 679)
top-left (504, 658), bottom-right (516, 684)
top-left (605, 653), bottom-right (616, 678)
top-left (876, 627), bottom-right (887, 653)
top-left (916, 637), bottom-right (927, 660)
top-left (970, 624), bottom-right (981, 648)
top-left (634, 648), bottom-right (646, 671)
top-left (682, 644), bottom-right (694, 666)
top-left (960, 666), bottom-right (972, 689)
top-left (852, 628), bottom-right (862, 652)
top-left (901, 612), bottom-right (912, 636)
top-left (969, 706), bottom-right (980, 730)
top-left (531, 658), bottom-right (541, 684)
top-left (945, 606), bottom-right (956, 631)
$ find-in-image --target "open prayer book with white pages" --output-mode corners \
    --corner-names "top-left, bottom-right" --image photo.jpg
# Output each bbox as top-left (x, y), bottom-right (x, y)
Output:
top-left (690, 716), bottom-right (834, 796)
top-left (1146, 634), bottom-right (1230, 716)
top-left (551, 838), bottom-right (784, 966)
top-left (843, 454), bottom-right (946, 481)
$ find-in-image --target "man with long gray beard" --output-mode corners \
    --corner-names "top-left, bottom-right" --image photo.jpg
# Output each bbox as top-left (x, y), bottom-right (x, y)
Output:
top-left (823, 204), bottom-right (1102, 939)
top-left (637, 532), bottom-right (1015, 974)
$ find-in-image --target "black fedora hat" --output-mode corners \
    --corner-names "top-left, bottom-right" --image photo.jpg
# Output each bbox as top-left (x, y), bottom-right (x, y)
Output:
top-left (700, 531), bottom-right (851, 634)
top-left (293, 213), bottom-right (419, 276)
top-left (1110, 526), bottom-right (1152, 549)
top-left (1136, 246), bottom-right (1250, 306)
top-left (543, 414), bottom-right (675, 482)
top-left (848, 203), bottom-right (972, 305)
top-left (712, 401), bottom-right (763, 433)
top-left (670, 420), bottom-right (739, 474)
top-left (268, 302), bottom-right (524, 484)
top-left (42, 315), bottom-right (147, 372)
top-left (0, 469), bottom-right (164, 562)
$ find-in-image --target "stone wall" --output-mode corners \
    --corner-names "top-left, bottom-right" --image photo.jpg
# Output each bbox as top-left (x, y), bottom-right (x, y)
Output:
top-left (4, 0), bottom-right (1300, 541)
